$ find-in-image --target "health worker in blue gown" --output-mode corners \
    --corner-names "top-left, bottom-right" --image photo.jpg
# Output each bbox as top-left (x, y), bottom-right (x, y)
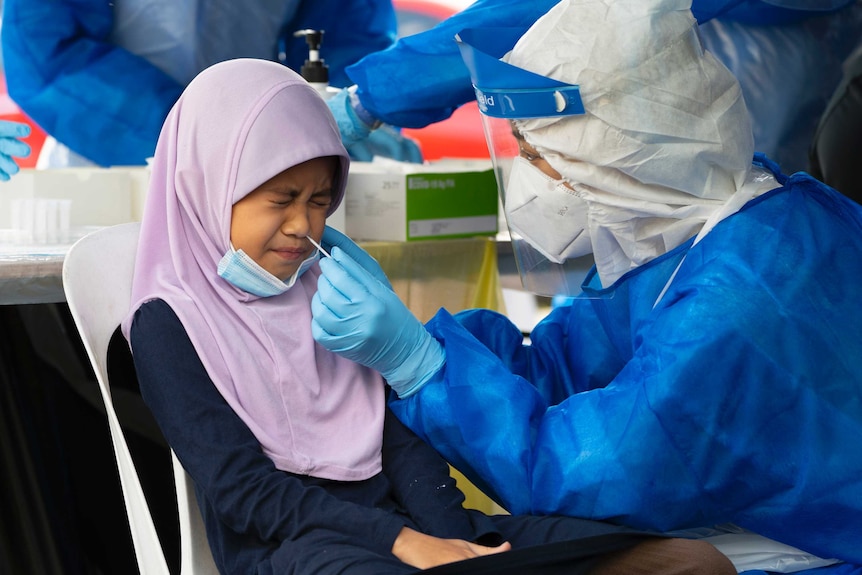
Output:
top-left (310, 1), bottom-right (862, 574)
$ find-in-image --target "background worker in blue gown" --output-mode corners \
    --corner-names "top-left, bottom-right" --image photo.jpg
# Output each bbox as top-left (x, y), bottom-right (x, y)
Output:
top-left (310, 0), bottom-right (862, 573)
top-left (0, 0), bottom-right (422, 167)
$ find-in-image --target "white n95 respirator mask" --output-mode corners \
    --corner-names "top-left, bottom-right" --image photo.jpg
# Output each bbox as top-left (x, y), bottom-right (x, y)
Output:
top-left (505, 156), bottom-right (591, 264)
top-left (218, 245), bottom-right (319, 297)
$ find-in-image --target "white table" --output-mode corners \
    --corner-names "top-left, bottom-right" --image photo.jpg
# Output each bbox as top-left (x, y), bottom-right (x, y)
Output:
top-left (0, 228), bottom-right (100, 305)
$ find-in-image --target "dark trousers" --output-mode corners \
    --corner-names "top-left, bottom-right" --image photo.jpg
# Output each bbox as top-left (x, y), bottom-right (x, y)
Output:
top-left (260, 512), bottom-right (734, 575)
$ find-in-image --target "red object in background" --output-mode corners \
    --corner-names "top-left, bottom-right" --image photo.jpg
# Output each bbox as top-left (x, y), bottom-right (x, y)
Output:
top-left (402, 101), bottom-right (488, 161)
top-left (394, 0), bottom-right (490, 160)
top-left (395, 0), bottom-right (460, 30)
top-left (0, 75), bottom-right (47, 168)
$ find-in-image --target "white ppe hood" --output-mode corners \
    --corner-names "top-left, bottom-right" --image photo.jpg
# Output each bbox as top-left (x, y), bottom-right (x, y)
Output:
top-left (506, 0), bottom-right (760, 286)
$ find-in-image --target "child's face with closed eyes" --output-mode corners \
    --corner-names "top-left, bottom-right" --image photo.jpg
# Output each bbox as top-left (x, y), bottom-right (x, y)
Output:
top-left (229, 156), bottom-right (337, 281)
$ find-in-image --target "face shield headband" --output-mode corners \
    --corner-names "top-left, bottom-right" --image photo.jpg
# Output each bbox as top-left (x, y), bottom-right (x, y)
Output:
top-left (457, 27), bottom-right (595, 298)
top-left (456, 27), bottom-right (585, 119)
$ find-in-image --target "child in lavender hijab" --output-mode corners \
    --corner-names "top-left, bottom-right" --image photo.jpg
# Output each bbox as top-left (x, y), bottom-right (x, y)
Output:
top-left (121, 58), bottom-right (733, 575)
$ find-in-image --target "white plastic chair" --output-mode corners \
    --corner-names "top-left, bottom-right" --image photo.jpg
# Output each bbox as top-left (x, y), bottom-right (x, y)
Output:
top-left (63, 222), bottom-right (220, 575)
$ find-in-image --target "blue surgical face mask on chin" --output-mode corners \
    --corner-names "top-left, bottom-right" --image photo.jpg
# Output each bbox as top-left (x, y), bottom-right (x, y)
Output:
top-left (217, 245), bottom-right (319, 298)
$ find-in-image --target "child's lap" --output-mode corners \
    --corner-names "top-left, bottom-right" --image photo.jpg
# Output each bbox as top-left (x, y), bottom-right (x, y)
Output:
top-left (488, 513), bottom-right (645, 549)
top-left (259, 515), bottom-right (649, 575)
top-left (262, 530), bottom-right (416, 575)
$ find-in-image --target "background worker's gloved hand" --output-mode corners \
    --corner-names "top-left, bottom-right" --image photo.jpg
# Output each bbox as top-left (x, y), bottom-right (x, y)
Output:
top-left (326, 86), bottom-right (423, 163)
top-left (345, 125), bottom-right (423, 164)
top-left (312, 245), bottom-right (445, 398)
top-left (320, 226), bottom-right (392, 289)
top-left (0, 120), bottom-right (31, 181)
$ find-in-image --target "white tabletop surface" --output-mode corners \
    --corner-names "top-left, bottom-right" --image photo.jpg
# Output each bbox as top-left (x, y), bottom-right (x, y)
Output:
top-left (0, 227), bottom-right (101, 305)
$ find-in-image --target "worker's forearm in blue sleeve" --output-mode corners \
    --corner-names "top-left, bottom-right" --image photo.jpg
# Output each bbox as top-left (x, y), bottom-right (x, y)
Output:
top-left (341, 0), bottom-right (750, 129)
top-left (1, 0), bottom-right (183, 166)
top-left (345, 0), bottom-right (558, 129)
top-left (345, 0), bottom-right (860, 130)
top-left (389, 306), bottom-right (713, 527)
top-left (389, 305), bottom-right (622, 514)
top-left (389, 308), bottom-right (551, 514)
top-left (451, 306), bottom-right (622, 405)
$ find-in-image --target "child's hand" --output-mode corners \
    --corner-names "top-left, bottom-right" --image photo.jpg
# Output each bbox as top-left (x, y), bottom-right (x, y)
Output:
top-left (391, 526), bottom-right (511, 570)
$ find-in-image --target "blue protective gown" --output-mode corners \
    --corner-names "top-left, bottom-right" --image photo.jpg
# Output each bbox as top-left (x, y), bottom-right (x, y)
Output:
top-left (1, 0), bottom-right (396, 167)
top-left (390, 163), bottom-right (862, 572)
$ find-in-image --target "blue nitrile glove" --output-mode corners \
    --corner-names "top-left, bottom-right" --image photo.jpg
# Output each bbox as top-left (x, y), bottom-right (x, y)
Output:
top-left (320, 226), bottom-right (392, 289)
top-left (311, 245), bottom-right (445, 398)
top-left (326, 87), bottom-right (373, 148)
top-left (326, 87), bottom-right (423, 163)
top-left (346, 125), bottom-right (424, 164)
top-left (0, 121), bottom-right (31, 181)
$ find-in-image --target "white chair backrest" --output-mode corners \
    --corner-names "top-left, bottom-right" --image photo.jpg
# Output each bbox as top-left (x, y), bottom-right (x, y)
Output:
top-left (63, 222), bottom-right (219, 575)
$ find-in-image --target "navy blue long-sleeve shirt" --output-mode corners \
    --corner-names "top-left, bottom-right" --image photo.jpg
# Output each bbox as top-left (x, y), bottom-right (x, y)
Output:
top-left (129, 299), bottom-right (502, 575)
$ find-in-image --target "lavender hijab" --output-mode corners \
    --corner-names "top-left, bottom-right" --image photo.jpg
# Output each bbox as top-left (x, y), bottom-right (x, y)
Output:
top-left (121, 59), bottom-right (385, 481)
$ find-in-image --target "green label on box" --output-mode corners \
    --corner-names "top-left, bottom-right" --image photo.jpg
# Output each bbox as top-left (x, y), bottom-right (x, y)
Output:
top-left (405, 170), bottom-right (498, 240)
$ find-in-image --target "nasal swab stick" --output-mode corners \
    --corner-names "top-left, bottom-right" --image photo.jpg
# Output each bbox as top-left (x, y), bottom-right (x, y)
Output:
top-left (307, 236), bottom-right (331, 258)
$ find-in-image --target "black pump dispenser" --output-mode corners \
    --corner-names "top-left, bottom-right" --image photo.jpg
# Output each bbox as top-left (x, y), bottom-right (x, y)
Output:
top-left (293, 29), bottom-right (328, 84)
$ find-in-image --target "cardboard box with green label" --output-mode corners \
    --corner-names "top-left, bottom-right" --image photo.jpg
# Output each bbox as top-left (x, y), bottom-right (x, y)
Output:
top-left (345, 160), bottom-right (498, 242)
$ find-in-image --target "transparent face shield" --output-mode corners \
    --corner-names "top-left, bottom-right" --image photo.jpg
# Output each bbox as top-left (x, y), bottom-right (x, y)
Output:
top-left (484, 116), bottom-right (598, 297)
top-left (458, 28), bottom-right (596, 298)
